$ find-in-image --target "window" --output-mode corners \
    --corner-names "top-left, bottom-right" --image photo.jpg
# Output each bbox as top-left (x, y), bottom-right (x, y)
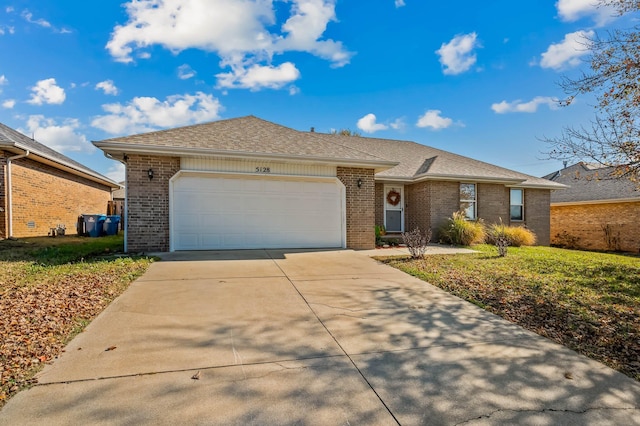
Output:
top-left (510, 188), bottom-right (524, 221)
top-left (460, 183), bottom-right (476, 220)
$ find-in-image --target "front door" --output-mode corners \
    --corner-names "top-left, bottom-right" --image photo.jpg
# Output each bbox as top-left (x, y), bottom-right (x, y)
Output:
top-left (384, 185), bottom-right (404, 233)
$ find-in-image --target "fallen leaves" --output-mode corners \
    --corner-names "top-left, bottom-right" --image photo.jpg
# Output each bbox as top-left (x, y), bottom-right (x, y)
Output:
top-left (0, 257), bottom-right (151, 406)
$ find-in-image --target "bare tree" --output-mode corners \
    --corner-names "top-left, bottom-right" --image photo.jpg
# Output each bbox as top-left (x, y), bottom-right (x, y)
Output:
top-left (545, 1), bottom-right (640, 181)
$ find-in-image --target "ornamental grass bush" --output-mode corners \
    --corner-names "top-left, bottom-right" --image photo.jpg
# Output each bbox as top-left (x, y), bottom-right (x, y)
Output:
top-left (440, 211), bottom-right (486, 246)
top-left (486, 222), bottom-right (537, 247)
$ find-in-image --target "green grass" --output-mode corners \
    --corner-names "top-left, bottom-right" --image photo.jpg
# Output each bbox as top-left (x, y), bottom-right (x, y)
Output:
top-left (383, 245), bottom-right (640, 381)
top-left (0, 235), bottom-right (154, 405)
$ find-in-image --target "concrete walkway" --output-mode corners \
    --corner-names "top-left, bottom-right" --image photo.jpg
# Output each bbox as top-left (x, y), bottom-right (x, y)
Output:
top-left (1, 249), bottom-right (638, 425)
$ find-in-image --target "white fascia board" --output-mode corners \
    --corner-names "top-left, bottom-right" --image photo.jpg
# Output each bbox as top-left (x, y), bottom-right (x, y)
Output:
top-left (551, 198), bottom-right (640, 206)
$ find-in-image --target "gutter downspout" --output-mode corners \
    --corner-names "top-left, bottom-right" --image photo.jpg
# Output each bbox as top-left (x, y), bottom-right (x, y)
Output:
top-left (104, 152), bottom-right (128, 253)
top-left (6, 150), bottom-right (30, 238)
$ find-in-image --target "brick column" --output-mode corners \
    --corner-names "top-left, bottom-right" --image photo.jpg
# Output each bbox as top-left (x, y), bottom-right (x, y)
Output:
top-left (337, 167), bottom-right (375, 249)
top-left (126, 155), bottom-right (180, 252)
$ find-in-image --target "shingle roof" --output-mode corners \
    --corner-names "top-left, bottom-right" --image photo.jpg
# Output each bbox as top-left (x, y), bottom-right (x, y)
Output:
top-left (94, 115), bottom-right (564, 189)
top-left (96, 116), bottom-right (390, 164)
top-left (0, 122), bottom-right (119, 188)
top-left (544, 162), bottom-right (640, 203)
top-left (321, 132), bottom-right (563, 188)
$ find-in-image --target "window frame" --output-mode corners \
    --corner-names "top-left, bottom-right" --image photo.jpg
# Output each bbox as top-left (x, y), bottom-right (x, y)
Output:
top-left (460, 183), bottom-right (477, 220)
top-left (510, 188), bottom-right (524, 221)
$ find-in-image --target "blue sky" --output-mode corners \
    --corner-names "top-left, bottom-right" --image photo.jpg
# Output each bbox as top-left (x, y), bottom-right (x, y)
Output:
top-left (0, 0), bottom-right (634, 182)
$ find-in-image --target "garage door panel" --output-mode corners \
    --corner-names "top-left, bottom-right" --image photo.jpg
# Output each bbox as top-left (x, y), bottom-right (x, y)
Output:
top-left (172, 175), bottom-right (343, 250)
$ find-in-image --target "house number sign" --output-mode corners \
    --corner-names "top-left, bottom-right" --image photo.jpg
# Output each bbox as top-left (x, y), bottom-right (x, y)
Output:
top-left (255, 167), bottom-right (271, 173)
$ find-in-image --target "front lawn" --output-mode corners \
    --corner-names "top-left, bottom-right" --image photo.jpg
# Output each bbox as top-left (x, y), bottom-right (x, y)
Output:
top-left (383, 245), bottom-right (640, 381)
top-left (0, 235), bottom-right (153, 406)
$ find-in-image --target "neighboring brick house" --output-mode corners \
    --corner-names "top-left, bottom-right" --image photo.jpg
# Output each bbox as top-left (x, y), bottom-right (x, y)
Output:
top-left (544, 162), bottom-right (640, 252)
top-left (0, 123), bottom-right (119, 239)
top-left (94, 116), bottom-right (564, 253)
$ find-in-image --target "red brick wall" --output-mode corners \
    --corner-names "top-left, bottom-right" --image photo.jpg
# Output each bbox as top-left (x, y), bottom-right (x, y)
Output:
top-left (551, 201), bottom-right (640, 252)
top-left (126, 155), bottom-right (180, 253)
top-left (338, 167), bottom-right (375, 250)
top-left (7, 156), bottom-right (111, 237)
top-left (0, 153), bottom-right (7, 238)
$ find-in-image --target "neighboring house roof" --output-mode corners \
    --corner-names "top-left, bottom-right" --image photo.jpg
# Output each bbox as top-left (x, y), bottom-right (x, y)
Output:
top-left (94, 115), bottom-right (564, 189)
top-left (112, 182), bottom-right (125, 200)
top-left (544, 162), bottom-right (640, 204)
top-left (0, 122), bottom-right (119, 189)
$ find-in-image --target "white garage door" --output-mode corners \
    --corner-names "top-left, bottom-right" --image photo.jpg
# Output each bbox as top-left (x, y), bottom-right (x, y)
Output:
top-left (171, 173), bottom-right (345, 250)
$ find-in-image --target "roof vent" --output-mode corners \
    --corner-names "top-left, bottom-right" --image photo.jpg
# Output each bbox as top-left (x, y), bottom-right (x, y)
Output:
top-left (563, 160), bottom-right (568, 169)
top-left (310, 127), bottom-right (315, 133)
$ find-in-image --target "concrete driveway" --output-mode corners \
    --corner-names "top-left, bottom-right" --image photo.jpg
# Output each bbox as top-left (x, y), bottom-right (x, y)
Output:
top-left (1, 249), bottom-right (639, 425)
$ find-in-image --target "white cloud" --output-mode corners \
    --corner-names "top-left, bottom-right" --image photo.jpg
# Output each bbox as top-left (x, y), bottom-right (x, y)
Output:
top-left (416, 110), bottom-right (455, 130)
top-left (0, 26), bottom-right (16, 35)
top-left (95, 80), bottom-right (119, 95)
top-left (21, 9), bottom-right (71, 33)
top-left (289, 85), bottom-right (301, 95)
top-left (27, 78), bottom-right (66, 105)
top-left (0, 74), bottom-right (6, 92)
top-left (390, 118), bottom-right (405, 131)
top-left (21, 115), bottom-right (95, 153)
top-left (91, 91), bottom-right (223, 135)
top-left (491, 96), bottom-right (559, 114)
top-left (2, 99), bottom-right (15, 109)
top-left (435, 32), bottom-right (480, 75)
top-left (177, 64), bottom-right (196, 80)
top-left (106, 0), bottom-right (353, 91)
top-left (395, 0), bottom-right (406, 7)
top-left (21, 10), bottom-right (51, 28)
top-left (105, 162), bottom-right (126, 182)
top-left (540, 30), bottom-right (593, 70)
top-left (357, 113), bottom-right (388, 133)
top-left (216, 62), bottom-right (300, 91)
top-left (556, 0), bottom-right (616, 26)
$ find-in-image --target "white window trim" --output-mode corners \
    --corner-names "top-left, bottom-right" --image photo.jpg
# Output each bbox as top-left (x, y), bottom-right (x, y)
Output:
top-left (510, 188), bottom-right (525, 222)
top-left (460, 183), bottom-right (477, 220)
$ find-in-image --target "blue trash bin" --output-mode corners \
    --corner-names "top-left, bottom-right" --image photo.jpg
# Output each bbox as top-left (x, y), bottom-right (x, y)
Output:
top-left (103, 215), bottom-right (121, 236)
top-left (83, 214), bottom-right (106, 237)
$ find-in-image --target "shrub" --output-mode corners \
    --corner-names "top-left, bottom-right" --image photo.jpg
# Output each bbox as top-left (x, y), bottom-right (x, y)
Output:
top-left (506, 226), bottom-right (536, 247)
top-left (487, 222), bottom-right (536, 247)
top-left (401, 227), bottom-right (432, 259)
top-left (440, 211), bottom-right (486, 246)
top-left (552, 231), bottom-right (581, 249)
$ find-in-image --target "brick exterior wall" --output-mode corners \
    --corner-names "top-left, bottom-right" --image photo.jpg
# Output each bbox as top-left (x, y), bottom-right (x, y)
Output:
top-left (374, 180), bottom-right (552, 245)
top-left (126, 155), bottom-right (180, 253)
top-left (374, 183), bottom-right (384, 228)
top-left (550, 201), bottom-right (640, 252)
top-left (522, 189), bottom-right (550, 246)
top-left (405, 181), bottom-right (431, 233)
top-left (337, 167), bottom-right (375, 250)
top-left (0, 153), bottom-right (7, 239)
top-left (429, 181), bottom-right (460, 240)
top-left (477, 184), bottom-right (509, 225)
top-left (2, 156), bottom-right (111, 238)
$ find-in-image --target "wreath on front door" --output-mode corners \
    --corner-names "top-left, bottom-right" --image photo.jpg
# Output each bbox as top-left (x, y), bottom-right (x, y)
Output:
top-left (386, 189), bottom-right (401, 206)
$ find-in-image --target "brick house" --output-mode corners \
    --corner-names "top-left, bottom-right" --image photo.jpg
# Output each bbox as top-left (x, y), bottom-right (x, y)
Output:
top-left (545, 162), bottom-right (640, 252)
top-left (0, 123), bottom-right (119, 239)
top-left (93, 116), bottom-right (564, 253)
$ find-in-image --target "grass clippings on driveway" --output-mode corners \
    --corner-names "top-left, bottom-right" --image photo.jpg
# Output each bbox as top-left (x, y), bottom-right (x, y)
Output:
top-left (383, 245), bottom-right (640, 381)
top-left (0, 235), bottom-right (153, 406)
